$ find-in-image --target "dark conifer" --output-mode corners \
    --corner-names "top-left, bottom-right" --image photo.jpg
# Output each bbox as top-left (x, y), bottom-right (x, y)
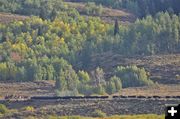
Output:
top-left (114, 19), bottom-right (119, 36)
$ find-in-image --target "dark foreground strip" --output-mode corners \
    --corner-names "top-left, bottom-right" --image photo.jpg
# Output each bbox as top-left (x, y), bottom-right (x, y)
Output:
top-left (31, 96), bottom-right (109, 100)
top-left (30, 95), bottom-right (180, 100)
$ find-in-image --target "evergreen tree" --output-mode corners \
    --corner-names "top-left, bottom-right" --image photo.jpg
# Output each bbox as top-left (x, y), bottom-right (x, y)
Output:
top-left (114, 19), bottom-right (119, 36)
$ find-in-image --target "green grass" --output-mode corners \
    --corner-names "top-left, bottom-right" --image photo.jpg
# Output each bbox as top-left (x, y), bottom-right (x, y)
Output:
top-left (28, 114), bottom-right (164, 119)
top-left (104, 114), bottom-right (164, 119)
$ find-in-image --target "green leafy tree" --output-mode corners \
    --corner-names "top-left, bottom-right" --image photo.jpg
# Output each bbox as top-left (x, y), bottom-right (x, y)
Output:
top-left (106, 76), bottom-right (122, 94)
top-left (115, 65), bottom-right (154, 88)
top-left (78, 70), bottom-right (90, 83)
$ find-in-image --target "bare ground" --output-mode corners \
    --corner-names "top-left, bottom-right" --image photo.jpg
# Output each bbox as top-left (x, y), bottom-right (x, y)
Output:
top-left (121, 84), bottom-right (180, 97)
top-left (0, 81), bottom-right (55, 99)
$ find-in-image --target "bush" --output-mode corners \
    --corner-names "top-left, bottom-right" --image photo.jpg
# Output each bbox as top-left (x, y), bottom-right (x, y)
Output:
top-left (91, 109), bottom-right (106, 117)
top-left (93, 85), bottom-right (106, 95)
top-left (175, 74), bottom-right (180, 79)
top-left (85, 2), bottom-right (103, 15)
top-left (0, 104), bottom-right (8, 114)
top-left (78, 84), bottom-right (93, 96)
top-left (24, 106), bottom-right (35, 112)
top-left (106, 76), bottom-right (122, 94)
top-left (115, 65), bottom-right (154, 88)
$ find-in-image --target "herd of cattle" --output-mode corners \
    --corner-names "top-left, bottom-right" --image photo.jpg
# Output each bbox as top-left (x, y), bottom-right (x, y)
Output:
top-left (2, 95), bottom-right (180, 101)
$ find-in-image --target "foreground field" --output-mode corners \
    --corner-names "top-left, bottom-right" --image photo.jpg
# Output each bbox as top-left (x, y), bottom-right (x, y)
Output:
top-left (0, 98), bottom-right (179, 118)
top-left (0, 111), bottom-right (164, 119)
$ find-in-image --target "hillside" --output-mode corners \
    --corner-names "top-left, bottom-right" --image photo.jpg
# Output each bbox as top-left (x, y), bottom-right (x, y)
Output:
top-left (66, 2), bottom-right (136, 23)
top-left (0, 0), bottom-right (179, 95)
top-left (0, 0), bottom-right (180, 118)
top-left (0, 2), bottom-right (136, 24)
top-left (90, 53), bottom-right (180, 84)
top-left (0, 54), bottom-right (180, 99)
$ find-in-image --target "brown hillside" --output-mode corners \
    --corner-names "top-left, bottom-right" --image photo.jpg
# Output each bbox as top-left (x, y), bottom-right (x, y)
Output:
top-left (90, 52), bottom-right (180, 84)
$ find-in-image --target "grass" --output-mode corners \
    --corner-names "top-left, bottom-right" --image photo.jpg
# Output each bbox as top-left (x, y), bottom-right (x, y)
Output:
top-left (24, 106), bottom-right (35, 112)
top-left (91, 109), bottom-right (106, 117)
top-left (104, 114), bottom-right (164, 119)
top-left (25, 114), bottom-right (165, 119)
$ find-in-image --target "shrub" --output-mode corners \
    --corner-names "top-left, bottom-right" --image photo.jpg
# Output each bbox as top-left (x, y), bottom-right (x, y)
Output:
top-left (106, 81), bottom-right (116, 94)
top-left (175, 74), bottom-right (180, 79)
top-left (91, 109), bottom-right (106, 117)
top-left (85, 2), bottom-right (103, 15)
top-left (78, 70), bottom-right (90, 83)
top-left (93, 85), bottom-right (106, 95)
top-left (24, 106), bottom-right (35, 112)
top-left (78, 84), bottom-right (93, 96)
top-left (106, 76), bottom-right (122, 94)
top-left (115, 65), bottom-right (154, 88)
top-left (0, 104), bottom-right (8, 114)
